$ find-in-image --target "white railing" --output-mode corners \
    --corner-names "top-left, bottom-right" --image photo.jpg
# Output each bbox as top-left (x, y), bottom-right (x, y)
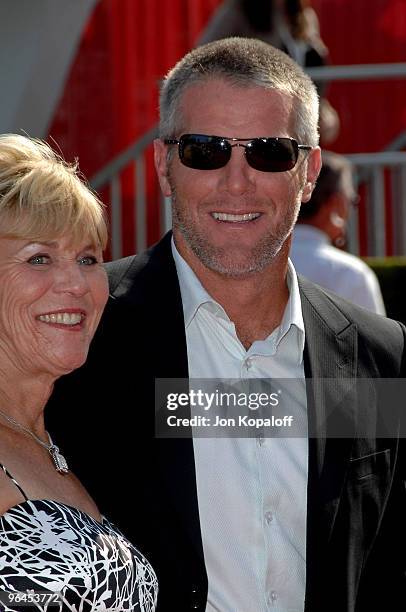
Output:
top-left (307, 63), bottom-right (406, 82)
top-left (91, 125), bottom-right (159, 260)
top-left (346, 149), bottom-right (406, 256)
top-left (91, 63), bottom-right (406, 259)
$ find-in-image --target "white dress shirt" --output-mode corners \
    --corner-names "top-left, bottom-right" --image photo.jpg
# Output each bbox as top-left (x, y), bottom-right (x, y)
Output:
top-left (290, 225), bottom-right (386, 315)
top-left (172, 240), bottom-right (308, 612)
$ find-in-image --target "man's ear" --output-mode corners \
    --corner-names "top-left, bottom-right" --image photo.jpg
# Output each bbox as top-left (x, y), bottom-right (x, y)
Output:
top-left (301, 146), bottom-right (322, 203)
top-left (153, 138), bottom-right (172, 197)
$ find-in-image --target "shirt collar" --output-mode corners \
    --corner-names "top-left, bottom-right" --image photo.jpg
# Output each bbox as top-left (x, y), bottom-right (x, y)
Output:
top-left (171, 238), bottom-right (305, 359)
top-left (171, 238), bottom-right (221, 327)
top-left (293, 224), bottom-right (330, 245)
top-left (279, 258), bottom-right (305, 359)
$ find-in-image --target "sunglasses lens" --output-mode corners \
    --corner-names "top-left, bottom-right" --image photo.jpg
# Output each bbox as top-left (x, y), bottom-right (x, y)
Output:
top-left (175, 135), bottom-right (301, 172)
top-left (246, 138), bottom-right (298, 172)
top-left (179, 135), bottom-right (230, 170)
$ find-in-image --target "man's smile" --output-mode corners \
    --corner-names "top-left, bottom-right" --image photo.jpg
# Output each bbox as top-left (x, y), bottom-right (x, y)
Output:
top-left (211, 212), bottom-right (262, 223)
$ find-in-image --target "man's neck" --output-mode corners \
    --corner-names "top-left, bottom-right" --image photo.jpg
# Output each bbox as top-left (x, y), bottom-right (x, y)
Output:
top-left (175, 238), bottom-right (290, 350)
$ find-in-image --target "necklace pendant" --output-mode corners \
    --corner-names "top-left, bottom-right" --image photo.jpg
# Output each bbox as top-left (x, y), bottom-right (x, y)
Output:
top-left (49, 445), bottom-right (69, 474)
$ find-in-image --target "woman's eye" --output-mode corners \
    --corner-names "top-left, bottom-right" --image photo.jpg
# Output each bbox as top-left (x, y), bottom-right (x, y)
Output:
top-left (28, 254), bottom-right (50, 265)
top-left (78, 255), bottom-right (98, 266)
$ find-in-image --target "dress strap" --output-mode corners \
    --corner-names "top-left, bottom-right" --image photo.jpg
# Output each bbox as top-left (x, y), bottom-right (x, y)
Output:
top-left (0, 463), bottom-right (28, 501)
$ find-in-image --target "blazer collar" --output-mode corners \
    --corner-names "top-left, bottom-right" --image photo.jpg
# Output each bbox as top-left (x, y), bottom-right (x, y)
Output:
top-left (299, 275), bottom-right (358, 465)
top-left (299, 276), bottom-right (359, 608)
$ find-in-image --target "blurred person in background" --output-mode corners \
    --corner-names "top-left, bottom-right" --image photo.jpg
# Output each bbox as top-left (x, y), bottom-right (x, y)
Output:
top-left (0, 135), bottom-right (157, 611)
top-left (198, 0), bottom-right (340, 145)
top-left (291, 151), bottom-right (386, 314)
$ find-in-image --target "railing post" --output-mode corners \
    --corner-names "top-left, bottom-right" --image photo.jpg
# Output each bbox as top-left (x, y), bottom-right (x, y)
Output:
top-left (135, 156), bottom-right (146, 253)
top-left (392, 166), bottom-right (406, 255)
top-left (110, 176), bottom-right (122, 260)
top-left (367, 167), bottom-right (386, 257)
top-left (161, 194), bottom-right (172, 235)
top-left (346, 207), bottom-right (359, 256)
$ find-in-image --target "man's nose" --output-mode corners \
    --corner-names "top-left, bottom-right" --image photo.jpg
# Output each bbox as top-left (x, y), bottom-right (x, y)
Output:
top-left (53, 263), bottom-right (90, 296)
top-left (218, 145), bottom-right (256, 196)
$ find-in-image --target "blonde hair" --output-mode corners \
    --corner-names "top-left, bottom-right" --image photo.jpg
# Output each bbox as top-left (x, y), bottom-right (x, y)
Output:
top-left (0, 134), bottom-right (108, 249)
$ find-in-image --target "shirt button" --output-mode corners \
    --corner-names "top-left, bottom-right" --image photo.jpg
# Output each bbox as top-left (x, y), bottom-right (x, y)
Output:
top-left (270, 590), bottom-right (278, 604)
top-left (265, 511), bottom-right (274, 524)
top-left (257, 436), bottom-right (266, 446)
top-left (245, 357), bottom-right (252, 369)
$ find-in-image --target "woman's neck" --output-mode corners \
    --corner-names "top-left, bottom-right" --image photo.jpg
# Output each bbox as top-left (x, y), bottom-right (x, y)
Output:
top-left (0, 370), bottom-right (54, 434)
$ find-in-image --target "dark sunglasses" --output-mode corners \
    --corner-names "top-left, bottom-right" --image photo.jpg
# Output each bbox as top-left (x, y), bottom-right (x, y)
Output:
top-left (164, 133), bottom-right (312, 172)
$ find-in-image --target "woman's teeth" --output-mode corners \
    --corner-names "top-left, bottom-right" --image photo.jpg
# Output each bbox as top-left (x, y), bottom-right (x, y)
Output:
top-left (38, 313), bottom-right (84, 325)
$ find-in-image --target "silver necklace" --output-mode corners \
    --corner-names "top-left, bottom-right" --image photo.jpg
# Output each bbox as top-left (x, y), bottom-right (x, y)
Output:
top-left (0, 408), bottom-right (69, 474)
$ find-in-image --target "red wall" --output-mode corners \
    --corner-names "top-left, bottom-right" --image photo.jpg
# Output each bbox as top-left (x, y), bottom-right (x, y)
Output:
top-left (313, 0), bottom-right (406, 153)
top-left (49, 0), bottom-right (222, 253)
top-left (49, 0), bottom-right (222, 175)
top-left (48, 0), bottom-right (406, 256)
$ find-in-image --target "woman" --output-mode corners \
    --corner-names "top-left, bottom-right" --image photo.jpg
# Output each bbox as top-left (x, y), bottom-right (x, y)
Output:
top-left (0, 135), bottom-right (157, 611)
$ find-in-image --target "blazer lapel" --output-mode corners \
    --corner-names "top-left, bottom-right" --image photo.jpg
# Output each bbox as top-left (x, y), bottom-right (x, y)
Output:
top-left (300, 278), bottom-right (358, 474)
top-left (299, 278), bottom-right (358, 606)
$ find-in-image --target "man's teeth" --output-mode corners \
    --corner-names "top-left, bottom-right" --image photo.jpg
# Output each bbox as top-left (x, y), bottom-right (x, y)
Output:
top-left (212, 212), bottom-right (261, 222)
top-left (38, 313), bottom-right (84, 325)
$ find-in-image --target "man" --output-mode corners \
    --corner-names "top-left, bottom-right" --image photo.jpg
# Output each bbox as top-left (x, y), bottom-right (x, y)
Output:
top-left (48, 38), bottom-right (406, 611)
top-left (291, 151), bottom-right (386, 314)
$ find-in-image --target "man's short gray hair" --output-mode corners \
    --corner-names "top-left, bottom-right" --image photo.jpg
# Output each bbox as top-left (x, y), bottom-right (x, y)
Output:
top-left (159, 37), bottom-right (319, 147)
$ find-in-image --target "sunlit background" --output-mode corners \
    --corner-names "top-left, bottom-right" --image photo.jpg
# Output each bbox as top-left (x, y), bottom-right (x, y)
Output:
top-left (1, 0), bottom-right (405, 267)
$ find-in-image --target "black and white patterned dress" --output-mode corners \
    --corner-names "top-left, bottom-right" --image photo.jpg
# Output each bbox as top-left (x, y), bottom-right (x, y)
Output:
top-left (0, 466), bottom-right (157, 611)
